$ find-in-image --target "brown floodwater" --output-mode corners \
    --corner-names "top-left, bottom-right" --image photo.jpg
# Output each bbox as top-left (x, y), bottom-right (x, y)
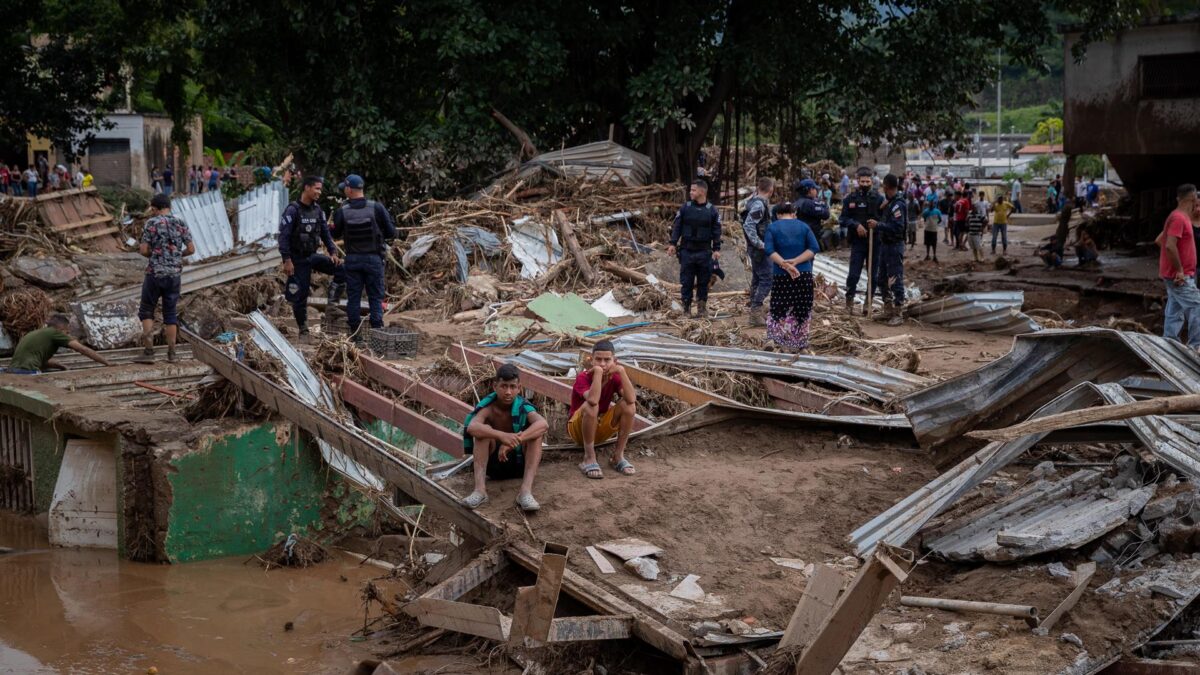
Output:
top-left (0, 512), bottom-right (384, 674)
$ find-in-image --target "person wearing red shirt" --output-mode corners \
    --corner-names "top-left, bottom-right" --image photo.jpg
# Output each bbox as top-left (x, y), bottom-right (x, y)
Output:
top-left (952, 191), bottom-right (972, 250)
top-left (568, 340), bottom-right (639, 479)
top-left (1158, 184), bottom-right (1200, 349)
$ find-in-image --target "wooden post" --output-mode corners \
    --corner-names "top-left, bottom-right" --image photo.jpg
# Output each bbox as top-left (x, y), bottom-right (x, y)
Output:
top-left (510, 542), bottom-right (570, 644)
top-left (554, 210), bottom-right (597, 285)
top-left (780, 564), bottom-right (844, 648)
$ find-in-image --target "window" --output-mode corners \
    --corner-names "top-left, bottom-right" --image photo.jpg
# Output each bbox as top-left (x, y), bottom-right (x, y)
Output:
top-left (1140, 52), bottom-right (1200, 99)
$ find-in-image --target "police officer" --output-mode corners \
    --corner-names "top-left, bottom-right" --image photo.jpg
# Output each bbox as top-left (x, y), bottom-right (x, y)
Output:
top-left (793, 178), bottom-right (831, 243)
top-left (667, 179), bottom-right (722, 318)
top-left (330, 174), bottom-right (400, 339)
top-left (874, 174), bottom-right (907, 326)
top-left (838, 166), bottom-right (884, 313)
top-left (279, 175), bottom-right (343, 336)
top-left (741, 177), bottom-right (774, 326)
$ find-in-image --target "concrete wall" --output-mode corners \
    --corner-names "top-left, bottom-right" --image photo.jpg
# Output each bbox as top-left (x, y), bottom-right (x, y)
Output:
top-left (1064, 20), bottom-right (1200, 158)
top-left (162, 422), bottom-right (374, 563)
top-left (84, 114), bottom-right (146, 189)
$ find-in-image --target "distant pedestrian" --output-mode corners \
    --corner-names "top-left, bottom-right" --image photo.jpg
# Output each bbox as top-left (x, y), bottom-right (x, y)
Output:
top-left (73, 166), bottom-right (83, 188)
top-left (1074, 226), bottom-right (1099, 267)
top-left (331, 174), bottom-right (400, 339)
top-left (839, 173), bottom-right (850, 200)
top-left (134, 193), bottom-right (195, 364)
top-left (905, 193), bottom-right (920, 247)
top-left (1046, 183), bottom-right (1058, 213)
top-left (187, 166), bottom-right (197, 194)
top-left (23, 166), bottom-right (38, 198)
top-left (764, 202), bottom-right (819, 352)
top-left (952, 190), bottom-right (971, 249)
top-left (1011, 176), bottom-right (1023, 213)
top-left (967, 199), bottom-right (987, 262)
top-left (162, 165), bottom-right (174, 196)
top-left (151, 166), bottom-right (162, 193)
top-left (1158, 184), bottom-right (1200, 350)
top-left (81, 169), bottom-right (93, 188)
top-left (740, 177), bottom-right (774, 327)
top-left (47, 168), bottom-right (60, 191)
top-left (207, 167), bottom-right (219, 192)
top-left (667, 179), bottom-right (722, 318)
top-left (939, 190), bottom-right (953, 244)
top-left (921, 203), bottom-right (942, 262)
top-left (0, 164), bottom-right (8, 195)
top-left (992, 195), bottom-right (1013, 255)
top-left (874, 174), bottom-right (908, 326)
top-left (1086, 179), bottom-right (1099, 207)
top-left (10, 165), bottom-right (23, 196)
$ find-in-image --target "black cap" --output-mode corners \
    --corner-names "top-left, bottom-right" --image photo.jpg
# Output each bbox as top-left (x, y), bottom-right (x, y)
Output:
top-left (150, 193), bottom-right (171, 209)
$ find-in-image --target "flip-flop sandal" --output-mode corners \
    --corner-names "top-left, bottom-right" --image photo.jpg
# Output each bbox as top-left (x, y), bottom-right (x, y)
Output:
top-left (611, 458), bottom-right (636, 475)
top-left (579, 462), bottom-right (604, 479)
top-left (461, 491), bottom-right (489, 509)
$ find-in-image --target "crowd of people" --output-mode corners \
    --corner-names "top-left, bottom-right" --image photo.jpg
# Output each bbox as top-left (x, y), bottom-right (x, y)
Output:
top-left (0, 158), bottom-right (92, 197)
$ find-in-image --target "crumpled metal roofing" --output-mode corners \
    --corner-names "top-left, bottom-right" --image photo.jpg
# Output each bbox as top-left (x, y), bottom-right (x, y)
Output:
top-left (172, 190), bottom-right (234, 262)
top-left (79, 249), bottom-right (280, 304)
top-left (236, 180), bottom-right (286, 247)
top-left (519, 141), bottom-right (653, 185)
top-left (905, 291), bottom-right (1041, 335)
top-left (852, 381), bottom-right (1200, 557)
top-left (506, 332), bottom-right (929, 402)
top-left (902, 328), bottom-right (1200, 448)
top-left (812, 256), bottom-right (922, 308)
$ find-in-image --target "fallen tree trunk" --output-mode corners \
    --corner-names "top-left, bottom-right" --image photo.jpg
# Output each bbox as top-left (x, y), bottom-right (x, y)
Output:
top-left (967, 393), bottom-right (1200, 442)
top-left (599, 260), bottom-right (681, 290)
top-left (554, 209), bottom-right (597, 285)
top-left (538, 245), bottom-right (605, 289)
top-left (492, 109), bottom-right (538, 160)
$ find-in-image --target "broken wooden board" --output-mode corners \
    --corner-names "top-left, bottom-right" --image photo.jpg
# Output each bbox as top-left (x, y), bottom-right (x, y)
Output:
top-left (1039, 562), bottom-right (1097, 631)
top-left (510, 543), bottom-right (569, 644)
top-left (780, 564), bottom-right (843, 648)
top-left (586, 545), bottom-right (616, 574)
top-left (413, 598), bottom-right (512, 641)
top-left (548, 615), bottom-right (633, 642)
top-left (36, 187), bottom-right (122, 252)
top-left (595, 537), bottom-right (663, 561)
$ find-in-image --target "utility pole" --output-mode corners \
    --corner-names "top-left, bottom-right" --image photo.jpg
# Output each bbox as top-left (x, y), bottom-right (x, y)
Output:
top-left (976, 117), bottom-right (983, 177)
top-left (996, 49), bottom-right (1002, 161)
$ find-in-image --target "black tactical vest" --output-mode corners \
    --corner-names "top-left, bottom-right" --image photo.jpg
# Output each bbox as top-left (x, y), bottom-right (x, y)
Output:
top-left (340, 200), bottom-right (380, 255)
top-left (680, 201), bottom-right (718, 251)
top-left (288, 201), bottom-right (325, 257)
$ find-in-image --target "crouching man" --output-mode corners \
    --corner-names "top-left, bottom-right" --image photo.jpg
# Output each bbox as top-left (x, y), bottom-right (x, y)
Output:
top-left (569, 340), bottom-right (638, 479)
top-left (462, 363), bottom-right (549, 512)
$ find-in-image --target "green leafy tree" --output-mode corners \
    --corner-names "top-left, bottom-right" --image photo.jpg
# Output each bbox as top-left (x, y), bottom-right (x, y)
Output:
top-left (1076, 154), bottom-right (1104, 179)
top-left (1031, 117), bottom-right (1065, 145)
top-left (1028, 155), bottom-right (1056, 178)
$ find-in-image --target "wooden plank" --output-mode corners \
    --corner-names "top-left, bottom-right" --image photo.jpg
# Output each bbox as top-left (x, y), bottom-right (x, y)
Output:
top-left (585, 545), bottom-right (617, 574)
top-left (579, 349), bottom-right (736, 406)
top-left (423, 541), bottom-right (484, 586)
top-left (554, 209), bottom-right (597, 285)
top-left (182, 328), bottom-right (499, 544)
top-left (358, 355), bottom-right (473, 420)
top-left (51, 215), bottom-right (112, 232)
top-left (418, 548), bottom-right (509, 603)
top-left (763, 378), bottom-right (878, 416)
top-left (1039, 562), bottom-right (1097, 631)
top-left (461, 345), bottom-right (652, 430)
top-left (510, 542), bottom-right (569, 644)
top-left (414, 598), bottom-right (511, 640)
top-left (338, 377), bottom-right (464, 458)
top-left (75, 226), bottom-right (120, 240)
top-left (548, 615), bottom-right (634, 642)
top-left (1102, 659), bottom-right (1200, 675)
top-left (780, 564), bottom-right (843, 648)
top-left (789, 550), bottom-right (910, 675)
top-left (505, 541), bottom-right (691, 661)
top-left (34, 186), bottom-right (98, 202)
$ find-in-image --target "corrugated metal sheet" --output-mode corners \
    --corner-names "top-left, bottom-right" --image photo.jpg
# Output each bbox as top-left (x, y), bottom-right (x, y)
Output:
top-left (925, 470), bottom-right (1155, 561)
top-left (520, 141), bottom-right (653, 185)
top-left (173, 190), bottom-right (233, 261)
top-left (812, 256), bottom-right (922, 308)
top-left (236, 180), bottom-right (286, 247)
top-left (901, 328), bottom-right (1200, 449)
top-left (0, 344), bottom-right (191, 369)
top-left (905, 291), bottom-right (1041, 335)
top-left (80, 249), bottom-right (279, 304)
top-left (508, 216), bottom-right (563, 279)
top-left (853, 380), bottom-right (1200, 556)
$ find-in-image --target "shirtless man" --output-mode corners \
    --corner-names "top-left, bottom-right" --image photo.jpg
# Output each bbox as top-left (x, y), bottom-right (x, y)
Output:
top-left (462, 363), bottom-right (549, 512)
top-left (569, 340), bottom-right (638, 479)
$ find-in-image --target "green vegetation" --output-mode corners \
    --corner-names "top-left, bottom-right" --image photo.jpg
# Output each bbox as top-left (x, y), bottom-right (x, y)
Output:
top-left (1031, 118), bottom-right (1065, 145)
top-left (965, 104), bottom-right (1061, 134)
top-left (1076, 154), bottom-right (1105, 179)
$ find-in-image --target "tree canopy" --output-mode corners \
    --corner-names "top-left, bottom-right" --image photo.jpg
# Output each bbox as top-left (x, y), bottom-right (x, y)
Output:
top-left (3, 0), bottom-right (1156, 200)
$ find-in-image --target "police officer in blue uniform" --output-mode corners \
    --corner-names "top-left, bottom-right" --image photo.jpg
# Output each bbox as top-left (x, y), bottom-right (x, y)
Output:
top-left (838, 167), bottom-right (884, 314)
top-left (793, 178), bottom-right (831, 242)
top-left (741, 177), bottom-right (774, 326)
top-left (667, 179), bottom-right (722, 318)
top-left (874, 173), bottom-right (908, 326)
top-left (331, 174), bottom-right (400, 339)
top-left (279, 175), bottom-right (344, 336)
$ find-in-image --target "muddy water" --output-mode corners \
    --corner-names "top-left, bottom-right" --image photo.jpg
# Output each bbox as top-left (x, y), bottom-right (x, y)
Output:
top-left (0, 513), bottom-right (382, 674)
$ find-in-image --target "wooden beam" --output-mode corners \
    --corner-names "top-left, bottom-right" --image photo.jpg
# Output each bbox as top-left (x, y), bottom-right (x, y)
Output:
top-left (1102, 659), bottom-right (1200, 675)
top-left (1039, 562), bottom-right (1096, 631)
top-left (548, 615), bottom-right (633, 642)
top-left (181, 328), bottom-right (498, 544)
top-left (580, 349), bottom-right (736, 406)
top-left (417, 548), bottom-right (509, 603)
top-left (423, 541), bottom-right (484, 586)
top-left (74, 226), bottom-right (120, 240)
top-left (51, 215), bottom-right (112, 232)
top-left (510, 542), bottom-right (569, 644)
top-left (585, 545), bottom-right (616, 574)
top-left (790, 548), bottom-right (911, 675)
top-left (337, 377), bottom-right (464, 458)
top-left (357, 354), bottom-right (473, 420)
top-left (969, 393), bottom-right (1200, 442)
top-left (554, 209), bottom-right (597, 285)
top-left (780, 564), bottom-right (844, 649)
top-left (763, 378), bottom-right (878, 416)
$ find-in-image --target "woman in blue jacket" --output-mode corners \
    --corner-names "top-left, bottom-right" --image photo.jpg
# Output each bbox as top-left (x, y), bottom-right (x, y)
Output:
top-left (764, 202), bottom-right (821, 352)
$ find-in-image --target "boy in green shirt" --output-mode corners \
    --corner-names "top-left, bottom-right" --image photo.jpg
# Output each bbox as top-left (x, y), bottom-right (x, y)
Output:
top-left (6, 315), bottom-right (111, 374)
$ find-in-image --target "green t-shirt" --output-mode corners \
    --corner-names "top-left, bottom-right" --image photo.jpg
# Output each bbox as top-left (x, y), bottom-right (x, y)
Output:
top-left (9, 327), bottom-right (72, 371)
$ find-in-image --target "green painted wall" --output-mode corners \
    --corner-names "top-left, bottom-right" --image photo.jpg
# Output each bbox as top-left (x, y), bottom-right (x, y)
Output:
top-left (28, 419), bottom-right (63, 514)
top-left (164, 422), bottom-right (373, 563)
top-left (367, 418), bottom-right (459, 464)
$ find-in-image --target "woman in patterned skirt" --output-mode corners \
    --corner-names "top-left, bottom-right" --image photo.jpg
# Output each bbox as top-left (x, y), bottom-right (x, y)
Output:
top-left (764, 202), bottom-right (820, 352)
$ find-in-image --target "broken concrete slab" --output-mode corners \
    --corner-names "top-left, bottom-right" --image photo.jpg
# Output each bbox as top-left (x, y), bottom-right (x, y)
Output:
top-left (11, 255), bottom-right (79, 288)
top-left (71, 299), bottom-right (142, 350)
top-left (669, 575), bottom-right (705, 602)
top-left (526, 292), bottom-right (607, 337)
top-left (624, 556), bottom-right (659, 581)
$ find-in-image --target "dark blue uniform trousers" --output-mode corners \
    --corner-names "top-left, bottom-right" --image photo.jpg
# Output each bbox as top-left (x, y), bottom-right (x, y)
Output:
top-left (344, 254), bottom-right (386, 335)
top-left (874, 242), bottom-right (906, 306)
top-left (845, 243), bottom-right (879, 302)
top-left (290, 253), bottom-right (346, 327)
top-left (679, 248), bottom-right (713, 305)
top-left (748, 250), bottom-right (773, 308)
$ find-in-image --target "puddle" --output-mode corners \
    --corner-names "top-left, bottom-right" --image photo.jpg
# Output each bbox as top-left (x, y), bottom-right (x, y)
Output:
top-left (0, 512), bottom-right (381, 674)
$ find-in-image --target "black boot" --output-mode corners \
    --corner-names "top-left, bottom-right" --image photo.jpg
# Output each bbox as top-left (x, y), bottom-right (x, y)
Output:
top-left (328, 281), bottom-right (346, 305)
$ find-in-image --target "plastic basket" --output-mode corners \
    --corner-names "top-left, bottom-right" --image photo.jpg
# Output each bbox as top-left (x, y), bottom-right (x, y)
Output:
top-left (321, 308), bottom-right (347, 336)
top-left (369, 326), bottom-right (419, 358)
